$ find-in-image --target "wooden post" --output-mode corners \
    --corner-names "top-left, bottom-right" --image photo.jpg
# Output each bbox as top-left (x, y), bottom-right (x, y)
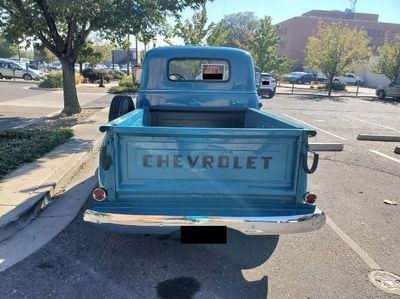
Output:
top-left (356, 81), bottom-right (360, 96)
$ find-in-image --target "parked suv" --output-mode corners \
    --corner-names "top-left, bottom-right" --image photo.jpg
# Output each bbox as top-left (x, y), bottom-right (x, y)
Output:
top-left (286, 72), bottom-right (315, 84)
top-left (376, 80), bottom-right (400, 100)
top-left (257, 73), bottom-right (276, 98)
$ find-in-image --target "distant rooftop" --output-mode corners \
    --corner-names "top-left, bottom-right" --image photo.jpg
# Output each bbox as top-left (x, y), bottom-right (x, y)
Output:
top-left (301, 10), bottom-right (379, 22)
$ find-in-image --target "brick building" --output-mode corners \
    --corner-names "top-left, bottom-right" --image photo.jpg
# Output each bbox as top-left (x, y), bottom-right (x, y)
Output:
top-left (277, 10), bottom-right (400, 63)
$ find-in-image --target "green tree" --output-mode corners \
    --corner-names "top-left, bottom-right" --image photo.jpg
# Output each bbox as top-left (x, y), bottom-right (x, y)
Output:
top-left (174, 4), bottom-right (213, 45)
top-left (0, 0), bottom-right (207, 115)
top-left (375, 34), bottom-right (400, 81)
top-left (245, 16), bottom-right (292, 75)
top-left (34, 44), bottom-right (57, 63)
top-left (207, 14), bottom-right (291, 75)
top-left (306, 22), bottom-right (371, 96)
top-left (76, 42), bottom-right (102, 73)
top-left (0, 37), bottom-right (17, 57)
top-left (19, 48), bottom-right (33, 59)
top-left (207, 12), bottom-right (258, 47)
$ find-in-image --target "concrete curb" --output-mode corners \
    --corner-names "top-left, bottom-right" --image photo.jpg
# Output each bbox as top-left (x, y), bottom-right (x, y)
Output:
top-left (0, 154), bottom-right (99, 272)
top-left (0, 111), bottom-right (105, 242)
top-left (357, 134), bottom-right (400, 142)
top-left (309, 143), bottom-right (344, 151)
top-left (0, 79), bottom-right (39, 85)
top-left (395, 146), bottom-right (400, 154)
top-left (29, 86), bottom-right (62, 91)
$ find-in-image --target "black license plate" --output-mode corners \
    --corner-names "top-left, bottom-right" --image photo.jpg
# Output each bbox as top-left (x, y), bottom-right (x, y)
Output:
top-left (180, 226), bottom-right (227, 244)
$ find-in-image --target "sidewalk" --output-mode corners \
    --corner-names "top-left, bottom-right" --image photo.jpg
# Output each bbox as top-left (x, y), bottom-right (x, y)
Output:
top-left (0, 108), bottom-right (107, 242)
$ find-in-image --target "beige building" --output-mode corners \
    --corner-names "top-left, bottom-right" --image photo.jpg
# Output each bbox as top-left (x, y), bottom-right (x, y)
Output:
top-left (277, 10), bottom-right (400, 63)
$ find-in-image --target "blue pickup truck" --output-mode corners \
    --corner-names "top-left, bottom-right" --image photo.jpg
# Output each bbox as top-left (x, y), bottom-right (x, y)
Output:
top-left (84, 46), bottom-right (325, 236)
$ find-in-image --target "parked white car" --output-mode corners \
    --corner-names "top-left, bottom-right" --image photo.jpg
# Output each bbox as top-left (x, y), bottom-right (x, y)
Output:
top-left (257, 73), bottom-right (276, 98)
top-left (109, 64), bottom-right (120, 70)
top-left (0, 58), bottom-right (44, 80)
top-left (376, 80), bottom-right (400, 100)
top-left (334, 73), bottom-right (363, 85)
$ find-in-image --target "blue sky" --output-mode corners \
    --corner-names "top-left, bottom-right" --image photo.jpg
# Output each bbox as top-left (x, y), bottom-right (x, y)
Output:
top-left (178, 0), bottom-right (400, 25)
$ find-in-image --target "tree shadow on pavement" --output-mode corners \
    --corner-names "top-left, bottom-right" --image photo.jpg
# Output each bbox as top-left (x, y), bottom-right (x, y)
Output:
top-left (0, 116), bottom-right (39, 131)
top-left (295, 95), bottom-right (347, 102)
top-left (360, 97), bottom-right (400, 106)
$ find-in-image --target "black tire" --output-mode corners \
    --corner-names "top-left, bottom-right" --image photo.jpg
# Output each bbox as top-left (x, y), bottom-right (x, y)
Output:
top-left (377, 90), bottom-right (386, 100)
top-left (108, 95), bottom-right (135, 121)
top-left (23, 74), bottom-right (32, 80)
top-left (355, 80), bottom-right (361, 86)
top-left (0, 73), bottom-right (3, 79)
top-left (268, 90), bottom-right (275, 98)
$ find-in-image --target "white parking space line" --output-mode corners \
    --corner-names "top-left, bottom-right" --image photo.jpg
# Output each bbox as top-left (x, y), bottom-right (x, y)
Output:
top-left (345, 116), bottom-right (400, 132)
top-left (326, 217), bottom-right (381, 270)
top-left (282, 114), bottom-right (347, 141)
top-left (369, 150), bottom-right (400, 164)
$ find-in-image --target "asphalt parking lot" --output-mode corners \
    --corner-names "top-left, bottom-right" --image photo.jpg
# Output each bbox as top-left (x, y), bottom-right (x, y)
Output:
top-left (0, 94), bottom-right (399, 298)
top-left (0, 80), bottom-right (112, 129)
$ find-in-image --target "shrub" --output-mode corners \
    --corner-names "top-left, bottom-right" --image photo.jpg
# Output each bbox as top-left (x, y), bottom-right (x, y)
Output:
top-left (75, 73), bottom-right (81, 85)
top-left (108, 85), bottom-right (139, 94)
top-left (118, 75), bottom-right (133, 87)
top-left (0, 128), bottom-right (73, 179)
top-left (329, 81), bottom-right (346, 91)
top-left (82, 68), bottom-right (112, 83)
top-left (109, 69), bottom-right (125, 80)
top-left (39, 71), bottom-right (63, 88)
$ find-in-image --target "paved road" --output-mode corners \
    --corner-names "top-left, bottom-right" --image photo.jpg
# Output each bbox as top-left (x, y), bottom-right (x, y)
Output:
top-left (0, 94), bottom-right (399, 298)
top-left (0, 81), bottom-right (113, 130)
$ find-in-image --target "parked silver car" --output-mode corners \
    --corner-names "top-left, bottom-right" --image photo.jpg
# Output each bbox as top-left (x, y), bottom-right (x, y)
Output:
top-left (0, 58), bottom-right (44, 80)
top-left (376, 80), bottom-right (400, 100)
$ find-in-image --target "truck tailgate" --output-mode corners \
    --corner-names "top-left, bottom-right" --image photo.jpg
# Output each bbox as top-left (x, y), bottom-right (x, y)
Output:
top-left (112, 128), bottom-right (304, 203)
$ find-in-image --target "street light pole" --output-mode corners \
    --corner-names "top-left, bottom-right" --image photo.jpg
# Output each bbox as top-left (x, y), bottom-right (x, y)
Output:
top-left (135, 36), bottom-right (138, 66)
top-left (126, 34), bottom-right (130, 76)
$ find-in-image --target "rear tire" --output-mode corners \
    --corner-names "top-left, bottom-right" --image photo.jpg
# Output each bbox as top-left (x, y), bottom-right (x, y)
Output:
top-left (268, 90), bottom-right (275, 98)
top-left (23, 74), bottom-right (32, 80)
top-left (377, 90), bottom-right (386, 100)
top-left (0, 73), bottom-right (3, 79)
top-left (108, 95), bottom-right (135, 121)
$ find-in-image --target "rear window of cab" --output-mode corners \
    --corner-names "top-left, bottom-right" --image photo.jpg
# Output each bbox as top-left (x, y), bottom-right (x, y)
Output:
top-left (168, 59), bottom-right (230, 81)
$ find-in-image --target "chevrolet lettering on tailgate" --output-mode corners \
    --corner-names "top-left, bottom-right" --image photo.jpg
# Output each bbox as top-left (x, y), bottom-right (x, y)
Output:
top-left (142, 154), bottom-right (272, 170)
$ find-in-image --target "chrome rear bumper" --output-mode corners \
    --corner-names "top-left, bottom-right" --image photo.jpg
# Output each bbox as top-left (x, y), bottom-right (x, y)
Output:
top-left (83, 208), bottom-right (326, 235)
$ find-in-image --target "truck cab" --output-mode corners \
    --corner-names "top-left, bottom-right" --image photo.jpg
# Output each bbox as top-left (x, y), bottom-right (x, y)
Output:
top-left (84, 46), bottom-right (325, 236)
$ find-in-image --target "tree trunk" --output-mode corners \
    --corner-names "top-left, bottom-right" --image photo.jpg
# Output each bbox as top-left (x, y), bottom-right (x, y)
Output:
top-left (328, 76), bottom-right (333, 97)
top-left (61, 60), bottom-right (81, 115)
top-left (79, 62), bottom-right (83, 75)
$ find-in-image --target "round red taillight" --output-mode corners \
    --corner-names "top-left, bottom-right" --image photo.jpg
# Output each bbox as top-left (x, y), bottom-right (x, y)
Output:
top-left (93, 188), bottom-right (106, 201)
top-left (304, 193), bottom-right (317, 204)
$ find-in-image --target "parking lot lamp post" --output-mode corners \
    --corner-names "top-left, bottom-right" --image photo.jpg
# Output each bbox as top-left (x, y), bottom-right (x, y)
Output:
top-left (99, 72), bottom-right (105, 88)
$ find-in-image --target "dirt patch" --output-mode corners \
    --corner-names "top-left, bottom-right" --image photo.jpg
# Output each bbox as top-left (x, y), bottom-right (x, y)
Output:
top-left (31, 108), bottom-right (102, 129)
